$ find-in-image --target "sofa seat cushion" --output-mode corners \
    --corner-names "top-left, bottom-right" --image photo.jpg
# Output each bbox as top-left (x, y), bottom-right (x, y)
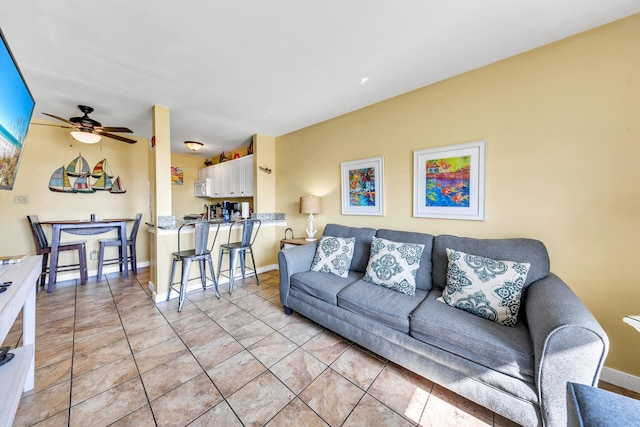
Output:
top-left (291, 270), bottom-right (363, 305)
top-left (410, 290), bottom-right (535, 380)
top-left (337, 279), bottom-right (428, 333)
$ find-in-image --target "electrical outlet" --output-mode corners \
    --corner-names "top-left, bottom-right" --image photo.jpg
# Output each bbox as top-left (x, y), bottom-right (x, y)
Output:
top-left (13, 195), bottom-right (28, 204)
top-left (90, 250), bottom-right (98, 260)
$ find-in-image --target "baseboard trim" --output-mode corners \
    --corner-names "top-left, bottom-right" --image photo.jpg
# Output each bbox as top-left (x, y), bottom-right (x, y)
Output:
top-left (53, 261), bottom-right (151, 284)
top-left (600, 366), bottom-right (640, 393)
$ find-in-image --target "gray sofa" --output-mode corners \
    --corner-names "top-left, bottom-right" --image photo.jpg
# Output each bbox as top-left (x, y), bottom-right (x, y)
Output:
top-left (278, 224), bottom-right (609, 427)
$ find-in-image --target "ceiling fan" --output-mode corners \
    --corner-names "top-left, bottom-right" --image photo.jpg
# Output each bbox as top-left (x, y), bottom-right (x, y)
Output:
top-left (40, 105), bottom-right (136, 144)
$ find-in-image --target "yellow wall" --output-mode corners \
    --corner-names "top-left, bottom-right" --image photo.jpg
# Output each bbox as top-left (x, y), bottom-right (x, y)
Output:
top-left (254, 134), bottom-right (276, 213)
top-left (0, 119), bottom-right (150, 274)
top-left (275, 15), bottom-right (640, 376)
top-left (171, 152), bottom-right (208, 219)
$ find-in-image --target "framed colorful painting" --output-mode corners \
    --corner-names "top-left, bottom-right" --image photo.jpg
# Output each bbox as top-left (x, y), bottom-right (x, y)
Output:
top-left (413, 140), bottom-right (486, 220)
top-left (341, 156), bottom-right (384, 216)
top-left (171, 166), bottom-right (183, 185)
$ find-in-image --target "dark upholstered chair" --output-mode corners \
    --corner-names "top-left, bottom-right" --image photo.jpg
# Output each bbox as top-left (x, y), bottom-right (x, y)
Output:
top-left (27, 215), bottom-right (88, 289)
top-left (167, 221), bottom-right (220, 311)
top-left (217, 219), bottom-right (261, 294)
top-left (97, 213), bottom-right (142, 280)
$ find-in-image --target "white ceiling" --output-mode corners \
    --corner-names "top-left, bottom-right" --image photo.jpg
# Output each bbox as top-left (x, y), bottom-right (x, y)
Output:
top-left (2, 1), bottom-right (639, 158)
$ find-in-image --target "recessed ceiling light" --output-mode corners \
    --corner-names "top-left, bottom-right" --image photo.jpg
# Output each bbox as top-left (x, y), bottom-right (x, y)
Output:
top-left (360, 77), bottom-right (370, 84)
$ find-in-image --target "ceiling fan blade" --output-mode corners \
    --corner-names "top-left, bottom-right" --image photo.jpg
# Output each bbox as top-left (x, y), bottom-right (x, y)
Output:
top-left (97, 131), bottom-right (137, 144)
top-left (42, 112), bottom-right (79, 127)
top-left (32, 122), bottom-right (74, 129)
top-left (98, 126), bottom-right (133, 133)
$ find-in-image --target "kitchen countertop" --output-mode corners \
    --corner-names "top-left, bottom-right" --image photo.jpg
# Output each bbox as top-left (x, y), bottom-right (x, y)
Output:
top-left (146, 213), bottom-right (286, 232)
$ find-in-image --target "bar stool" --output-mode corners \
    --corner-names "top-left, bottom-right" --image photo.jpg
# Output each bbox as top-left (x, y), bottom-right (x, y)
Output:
top-left (217, 219), bottom-right (261, 294)
top-left (97, 213), bottom-right (142, 280)
top-left (26, 215), bottom-right (88, 288)
top-left (167, 221), bottom-right (220, 312)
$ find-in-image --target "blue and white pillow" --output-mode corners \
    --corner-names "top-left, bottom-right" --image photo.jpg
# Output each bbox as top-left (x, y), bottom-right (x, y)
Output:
top-left (310, 236), bottom-right (356, 278)
top-left (363, 237), bottom-right (425, 296)
top-left (440, 248), bottom-right (530, 327)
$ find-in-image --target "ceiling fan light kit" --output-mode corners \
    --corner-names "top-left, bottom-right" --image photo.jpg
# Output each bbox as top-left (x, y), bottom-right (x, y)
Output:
top-left (71, 130), bottom-right (101, 144)
top-left (41, 104), bottom-right (137, 144)
top-left (184, 141), bottom-right (204, 151)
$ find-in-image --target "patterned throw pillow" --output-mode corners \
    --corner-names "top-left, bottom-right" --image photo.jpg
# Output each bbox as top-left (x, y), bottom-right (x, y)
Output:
top-left (440, 248), bottom-right (530, 327)
top-left (310, 236), bottom-right (356, 278)
top-left (363, 237), bottom-right (425, 296)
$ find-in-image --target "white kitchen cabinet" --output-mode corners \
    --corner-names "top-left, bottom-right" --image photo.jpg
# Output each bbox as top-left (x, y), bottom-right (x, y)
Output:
top-left (239, 154), bottom-right (254, 196)
top-left (198, 166), bottom-right (211, 181)
top-left (198, 154), bottom-right (254, 198)
top-left (199, 155), bottom-right (253, 198)
top-left (212, 162), bottom-right (228, 197)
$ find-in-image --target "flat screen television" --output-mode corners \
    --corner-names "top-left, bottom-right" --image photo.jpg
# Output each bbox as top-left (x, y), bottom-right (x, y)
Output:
top-left (0, 26), bottom-right (35, 190)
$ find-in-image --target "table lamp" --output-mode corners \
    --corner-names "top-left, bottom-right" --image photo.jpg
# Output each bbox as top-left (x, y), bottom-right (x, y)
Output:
top-left (300, 195), bottom-right (321, 241)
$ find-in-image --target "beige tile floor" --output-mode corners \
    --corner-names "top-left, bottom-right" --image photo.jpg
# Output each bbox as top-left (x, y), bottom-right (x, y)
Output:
top-left (4, 268), bottom-right (638, 426)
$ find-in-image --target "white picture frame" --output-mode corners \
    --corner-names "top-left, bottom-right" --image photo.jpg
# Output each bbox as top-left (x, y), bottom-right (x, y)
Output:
top-left (341, 156), bottom-right (384, 216)
top-left (413, 140), bottom-right (486, 220)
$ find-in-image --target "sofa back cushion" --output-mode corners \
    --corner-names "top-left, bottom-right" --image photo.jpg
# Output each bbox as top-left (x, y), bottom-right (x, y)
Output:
top-left (323, 224), bottom-right (376, 273)
top-left (432, 235), bottom-right (550, 291)
top-left (375, 229), bottom-right (434, 291)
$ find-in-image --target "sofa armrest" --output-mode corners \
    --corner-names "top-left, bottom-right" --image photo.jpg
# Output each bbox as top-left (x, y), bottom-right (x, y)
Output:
top-left (525, 273), bottom-right (609, 427)
top-left (278, 244), bottom-right (317, 309)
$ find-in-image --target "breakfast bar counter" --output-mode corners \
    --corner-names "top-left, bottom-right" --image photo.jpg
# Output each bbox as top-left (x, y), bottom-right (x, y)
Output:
top-left (146, 215), bottom-right (285, 302)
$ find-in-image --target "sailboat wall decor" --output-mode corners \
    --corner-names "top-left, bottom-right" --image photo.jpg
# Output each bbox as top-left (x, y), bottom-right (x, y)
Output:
top-left (91, 159), bottom-right (113, 179)
top-left (110, 176), bottom-right (126, 194)
top-left (48, 166), bottom-right (74, 193)
top-left (92, 173), bottom-right (113, 191)
top-left (72, 174), bottom-right (96, 193)
top-left (66, 153), bottom-right (90, 177)
top-left (48, 153), bottom-right (126, 194)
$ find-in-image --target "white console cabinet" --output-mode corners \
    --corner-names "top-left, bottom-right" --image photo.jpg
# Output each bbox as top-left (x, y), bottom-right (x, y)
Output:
top-left (0, 256), bottom-right (41, 426)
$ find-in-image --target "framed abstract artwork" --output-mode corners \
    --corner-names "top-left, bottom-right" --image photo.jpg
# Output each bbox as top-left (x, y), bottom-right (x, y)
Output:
top-left (413, 140), bottom-right (486, 220)
top-left (171, 166), bottom-right (183, 185)
top-left (341, 156), bottom-right (384, 216)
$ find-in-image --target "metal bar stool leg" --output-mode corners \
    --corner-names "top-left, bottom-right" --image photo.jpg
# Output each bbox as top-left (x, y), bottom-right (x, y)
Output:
top-left (217, 249), bottom-right (225, 288)
top-left (207, 257), bottom-right (220, 298)
top-left (249, 247), bottom-right (259, 285)
top-left (199, 259), bottom-right (207, 290)
top-left (228, 249), bottom-right (238, 294)
top-left (167, 258), bottom-right (178, 301)
top-left (178, 259), bottom-right (192, 312)
top-left (240, 252), bottom-right (246, 279)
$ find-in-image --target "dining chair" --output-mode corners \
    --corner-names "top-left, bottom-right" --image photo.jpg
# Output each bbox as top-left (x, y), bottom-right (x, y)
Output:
top-left (217, 219), bottom-right (261, 294)
top-left (167, 221), bottom-right (220, 311)
top-left (97, 213), bottom-right (142, 280)
top-left (26, 215), bottom-right (88, 290)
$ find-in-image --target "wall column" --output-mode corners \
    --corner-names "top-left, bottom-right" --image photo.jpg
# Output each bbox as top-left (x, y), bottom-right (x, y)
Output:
top-left (148, 105), bottom-right (172, 293)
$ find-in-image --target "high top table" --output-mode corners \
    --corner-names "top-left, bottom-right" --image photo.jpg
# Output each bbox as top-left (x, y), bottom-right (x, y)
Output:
top-left (38, 219), bottom-right (133, 292)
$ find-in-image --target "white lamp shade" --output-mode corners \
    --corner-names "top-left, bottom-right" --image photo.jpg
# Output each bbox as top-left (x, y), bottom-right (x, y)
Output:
top-left (71, 130), bottom-right (101, 144)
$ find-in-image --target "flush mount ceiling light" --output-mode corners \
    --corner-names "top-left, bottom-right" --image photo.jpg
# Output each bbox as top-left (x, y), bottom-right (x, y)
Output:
top-left (184, 141), bottom-right (204, 151)
top-left (70, 129), bottom-right (101, 144)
